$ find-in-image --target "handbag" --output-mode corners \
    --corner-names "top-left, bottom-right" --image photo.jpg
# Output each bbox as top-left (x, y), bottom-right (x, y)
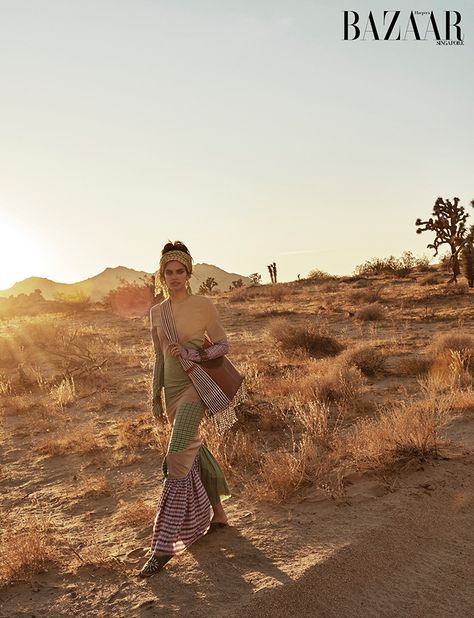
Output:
top-left (198, 336), bottom-right (244, 401)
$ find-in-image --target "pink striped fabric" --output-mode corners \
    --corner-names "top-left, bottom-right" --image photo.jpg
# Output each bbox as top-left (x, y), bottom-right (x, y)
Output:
top-left (151, 456), bottom-right (210, 555)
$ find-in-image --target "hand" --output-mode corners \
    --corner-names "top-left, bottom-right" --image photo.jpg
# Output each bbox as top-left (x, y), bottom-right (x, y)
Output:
top-left (168, 343), bottom-right (182, 358)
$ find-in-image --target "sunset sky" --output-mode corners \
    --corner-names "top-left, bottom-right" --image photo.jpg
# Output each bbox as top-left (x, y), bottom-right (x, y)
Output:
top-left (1, 0), bottom-right (473, 289)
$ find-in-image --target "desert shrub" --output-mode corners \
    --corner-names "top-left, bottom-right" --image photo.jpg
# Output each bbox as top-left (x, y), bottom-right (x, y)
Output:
top-left (442, 282), bottom-right (469, 295)
top-left (54, 290), bottom-right (91, 312)
top-left (347, 395), bottom-right (452, 468)
top-left (0, 517), bottom-right (60, 586)
top-left (307, 269), bottom-right (338, 282)
top-left (314, 360), bottom-right (367, 405)
top-left (338, 344), bottom-right (385, 376)
top-left (419, 273), bottom-right (442, 286)
top-left (319, 281), bottom-right (340, 293)
top-left (49, 376), bottom-right (76, 408)
top-left (228, 286), bottom-right (264, 303)
top-left (0, 374), bottom-right (12, 395)
top-left (252, 400), bottom-right (346, 502)
top-left (104, 282), bottom-right (153, 317)
top-left (423, 350), bottom-right (473, 393)
top-left (397, 354), bottom-right (431, 376)
top-left (269, 320), bottom-right (344, 358)
top-left (349, 285), bottom-right (384, 304)
top-left (37, 424), bottom-right (104, 456)
top-left (355, 303), bottom-right (386, 321)
top-left (269, 284), bottom-right (287, 302)
top-left (114, 414), bottom-right (156, 450)
top-left (429, 333), bottom-right (474, 360)
top-left (354, 251), bottom-right (427, 278)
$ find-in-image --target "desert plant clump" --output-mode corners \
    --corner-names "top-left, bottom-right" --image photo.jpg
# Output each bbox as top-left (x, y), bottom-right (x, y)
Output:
top-left (423, 350), bottom-right (473, 393)
top-left (354, 251), bottom-right (428, 278)
top-left (347, 395), bottom-right (453, 469)
top-left (355, 303), bottom-right (386, 321)
top-left (419, 272), bottom-right (443, 286)
top-left (0, 517), bottom-right (60, 586)
top-left (269, 320), bottom-right (344, 358)
top-left (338, 344), bottom-right (385, 376)
top-left (349, 284), bottom-right (385, 304)
top-left (50, 375), bottom-right (76, 408)
top-left (37, 424), bottom-right (104, 457)
top-left (307, 269), bottom-right (339, 282)
top-left (311, 359), bottom-right (367, 406)
top-left (429, 333), bottom-right (474, 362)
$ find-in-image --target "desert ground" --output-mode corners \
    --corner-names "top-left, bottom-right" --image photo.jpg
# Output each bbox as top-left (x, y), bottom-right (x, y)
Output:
top-left (1, 268), bottom-right (473, 617)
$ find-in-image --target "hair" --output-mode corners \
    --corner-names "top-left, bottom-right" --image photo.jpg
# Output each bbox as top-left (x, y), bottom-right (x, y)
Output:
top-left (161, 240), bottom-right (191, 259)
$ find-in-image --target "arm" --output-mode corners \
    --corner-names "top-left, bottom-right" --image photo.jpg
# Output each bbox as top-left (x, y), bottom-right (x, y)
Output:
top-left (150, 309), bottom-right (165, 418)
top-left (179, 339), bottom-right (229, 362)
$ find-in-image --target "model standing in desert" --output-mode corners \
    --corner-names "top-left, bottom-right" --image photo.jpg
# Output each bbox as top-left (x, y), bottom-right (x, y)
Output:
top-left (140, 241), bottom-right (241, 577)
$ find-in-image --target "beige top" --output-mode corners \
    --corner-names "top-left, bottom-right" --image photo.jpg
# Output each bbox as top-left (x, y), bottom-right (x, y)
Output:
top-left (150, 294), bottom-right (227, 397)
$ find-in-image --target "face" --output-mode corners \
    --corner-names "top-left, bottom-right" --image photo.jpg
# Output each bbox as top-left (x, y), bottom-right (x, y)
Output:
top-left (162, 260), bottom-right (189, 292)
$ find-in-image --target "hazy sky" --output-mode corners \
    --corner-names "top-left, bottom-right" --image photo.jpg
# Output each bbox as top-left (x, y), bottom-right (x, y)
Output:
top-left (1, 0), bottom-right (473, 288)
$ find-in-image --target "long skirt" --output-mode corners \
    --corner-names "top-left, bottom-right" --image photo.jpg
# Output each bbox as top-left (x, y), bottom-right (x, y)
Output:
top-left (150, 383), bottom-right (230, 555)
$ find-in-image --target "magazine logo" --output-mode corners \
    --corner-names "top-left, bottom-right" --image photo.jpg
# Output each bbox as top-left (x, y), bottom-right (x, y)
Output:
top-left (343, 10), bottom-right (464, 44)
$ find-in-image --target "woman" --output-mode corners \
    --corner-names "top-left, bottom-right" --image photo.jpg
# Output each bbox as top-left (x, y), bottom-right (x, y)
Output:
top-left (140, 241), bottom-right (233, 577)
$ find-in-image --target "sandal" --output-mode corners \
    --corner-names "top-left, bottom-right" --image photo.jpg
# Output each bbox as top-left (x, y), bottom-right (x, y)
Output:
top-left (139, 554), bottom-right (172, 578)
top-left (207, 522), bottom-right (228, 535)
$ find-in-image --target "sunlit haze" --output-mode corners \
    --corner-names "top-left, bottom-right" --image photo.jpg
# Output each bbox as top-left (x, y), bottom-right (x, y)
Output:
top-left (1, 0), bottom-right (473, 287)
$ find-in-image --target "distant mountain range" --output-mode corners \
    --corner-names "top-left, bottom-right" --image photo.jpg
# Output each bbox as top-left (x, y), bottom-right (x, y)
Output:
top-left (0, 264), bottom-right (251, 301)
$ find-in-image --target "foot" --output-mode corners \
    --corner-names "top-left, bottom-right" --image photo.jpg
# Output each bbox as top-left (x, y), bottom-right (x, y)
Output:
top-left (211, 503), bottom-right (228, 526)
top-left (139, 554), bottom-right (172, 578)
top-left (207, 521), bottom-right (228, 535)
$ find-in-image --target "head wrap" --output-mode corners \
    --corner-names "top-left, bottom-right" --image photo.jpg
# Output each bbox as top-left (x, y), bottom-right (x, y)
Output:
top-left (156, 250), bottom-right (193, 297)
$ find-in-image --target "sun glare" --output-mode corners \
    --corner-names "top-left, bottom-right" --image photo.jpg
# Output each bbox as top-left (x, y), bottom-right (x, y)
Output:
top-left (0, 220), bottom-right (40, 290)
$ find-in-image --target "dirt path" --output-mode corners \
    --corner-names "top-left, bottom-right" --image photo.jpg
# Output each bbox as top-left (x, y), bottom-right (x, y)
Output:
top-left (1, 439), bottom-right (472, 618)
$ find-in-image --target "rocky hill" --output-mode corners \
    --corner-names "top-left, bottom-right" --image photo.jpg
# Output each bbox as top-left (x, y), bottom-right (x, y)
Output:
top-left (0, 264), bottom-right (251, 301)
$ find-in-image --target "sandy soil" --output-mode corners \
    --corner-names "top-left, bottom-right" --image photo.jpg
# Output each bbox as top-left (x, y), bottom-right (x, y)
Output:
top-left (1, 277), bottom-right (474, 617)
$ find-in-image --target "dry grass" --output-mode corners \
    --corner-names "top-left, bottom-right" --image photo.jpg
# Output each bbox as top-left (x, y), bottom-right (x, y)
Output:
top-left (114, 499), bottom-right (156, 526)
top-left (349, 285), bottom-right (385, 304)
top-left (429, 333), bottom-right (474, 360)
top-left (114, 414), bottom-right (157, 450)
top-left (0, 516), bottom-right (60, 586)
top-left (37, 424), bottom-right (104, 456)
top-left (50, 375), bottom-right (76, 407)
top-left (0, 374), bottom-right (12, 395)
top-left (397, 354), bottom-right (431, 376)
top-left (442, 282), bottom-right (469, 295)
top-left (269, 319), bottom-right (344, 358)
top-left (313, 360), bottom-right (367, 407)
top-left (338, 343), bottom-right (386, 376)
top-left (74, 474), bottom-right (111, 498)
top-left (422, 350), bottom-right (473, 393)
top-left (355, 303), bottom-right (386, 321)
top-left (347, 395), bottom-right (453, 469)
top-left (253, 400), bottom-right (345, 502)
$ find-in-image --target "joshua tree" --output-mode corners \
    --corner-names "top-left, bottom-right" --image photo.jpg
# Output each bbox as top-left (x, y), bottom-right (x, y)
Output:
top-left (229, 279), bottom-right (244, 291)
top-left (267, 262), bottom-right (277, 283)
top-left (416, 197), bottom-right (472, 283)
top-left (461, 238), bottom-right (474, 288)
top-left (198, 277), bottom-right (218, 295)
top-left (248, 273), bottom-right (262, 285)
